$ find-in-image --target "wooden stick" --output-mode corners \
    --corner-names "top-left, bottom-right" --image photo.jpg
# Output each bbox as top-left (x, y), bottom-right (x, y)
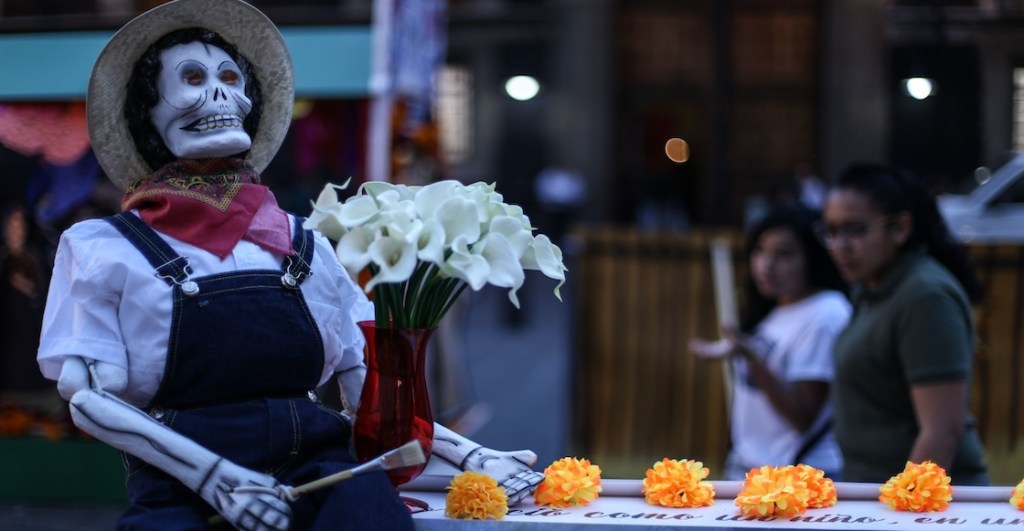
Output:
top-left (710, 237), bottom-right (737, 416)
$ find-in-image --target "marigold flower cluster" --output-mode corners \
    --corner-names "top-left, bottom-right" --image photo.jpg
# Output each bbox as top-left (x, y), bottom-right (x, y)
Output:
top-left (0, 404), bottom-right (70, 440)
top-left (1010, 478), bottom-right (1024, 510)
top-left (534, 457), bottom-right (603, 508)
top-left (734, 465), bottom-right (818, 518)
top-left (444, 471), bottom-right (509, 520)
top-left (642, 458), bottom-right (715, 508)
top-left (793, 464), bottom-right (837, 508)
top-left (878, 461), bottom-right (953, 512)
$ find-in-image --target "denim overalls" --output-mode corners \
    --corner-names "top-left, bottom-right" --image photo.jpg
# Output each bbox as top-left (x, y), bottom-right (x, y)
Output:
top-left (107, 212), bottom-right (412, 530)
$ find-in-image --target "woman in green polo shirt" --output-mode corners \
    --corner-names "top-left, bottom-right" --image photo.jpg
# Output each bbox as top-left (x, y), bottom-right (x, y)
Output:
top-left (818, 163), bottom-right (989, 485)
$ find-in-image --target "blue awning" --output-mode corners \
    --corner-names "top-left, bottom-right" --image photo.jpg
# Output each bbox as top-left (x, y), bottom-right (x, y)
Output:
top-left (0, 26), bottom-right (371, 100)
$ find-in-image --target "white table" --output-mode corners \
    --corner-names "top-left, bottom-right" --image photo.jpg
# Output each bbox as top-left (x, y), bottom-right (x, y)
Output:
top-left (402, 476), bottom-right (1021, 530)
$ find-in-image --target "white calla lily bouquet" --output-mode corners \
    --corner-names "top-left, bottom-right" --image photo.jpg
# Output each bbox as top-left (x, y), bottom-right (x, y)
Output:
top-left (304, 180), bottom-right (567, 329)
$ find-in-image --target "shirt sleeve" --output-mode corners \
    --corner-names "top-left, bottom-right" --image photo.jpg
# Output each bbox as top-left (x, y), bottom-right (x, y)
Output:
top-left (898, 287), bottom-right (973, 383)
top-left (37, 230), bottom-right (129, 381)
top-left (333, 259), bottom-right (373, 373)
top-left (306, 229), bottom-right (373, 377)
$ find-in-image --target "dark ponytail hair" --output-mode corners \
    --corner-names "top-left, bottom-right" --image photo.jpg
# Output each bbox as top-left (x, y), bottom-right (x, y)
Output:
top-left (833, 163), bottom-right (983, 303)
top-left (740, 205), bottom-right (848, 333)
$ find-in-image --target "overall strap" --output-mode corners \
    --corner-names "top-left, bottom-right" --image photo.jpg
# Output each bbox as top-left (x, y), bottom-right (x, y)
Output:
top-left (106, 212), bottom-right (191, 287)
top-left (281, 216), bottom-right (315, 288)
top-left (793, 420), bottom-right (832, 466)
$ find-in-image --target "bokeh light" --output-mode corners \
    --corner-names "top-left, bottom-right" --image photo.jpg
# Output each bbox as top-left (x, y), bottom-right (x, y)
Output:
top-left (505, 75), bottom-right (540, 101)
top-left (665, 137), bottom-right (689, 163)
top-left (903, 77), bottom-right (934, 100)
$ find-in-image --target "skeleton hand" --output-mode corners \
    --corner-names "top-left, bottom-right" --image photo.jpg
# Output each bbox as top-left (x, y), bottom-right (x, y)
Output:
top-left (57, 356), bottom-right (127, 400)
top-left (431, 423), bottom-right (543, 505)
top-left (463, 447), bottom-right (544, 505)
top-left (198, 458), bottom-right (293, 531)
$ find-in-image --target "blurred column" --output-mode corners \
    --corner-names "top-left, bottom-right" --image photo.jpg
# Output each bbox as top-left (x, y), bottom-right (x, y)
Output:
top-left (821, 0), bottom-right (888, 180)
top-left (550, 0), bottom-right (613, 223)
top-left (976, 23), bottom-right (1024, 165)
top-left (367, 0), bottom-right (447, 183)
top-left (707, 0), bottom-right (731, 225)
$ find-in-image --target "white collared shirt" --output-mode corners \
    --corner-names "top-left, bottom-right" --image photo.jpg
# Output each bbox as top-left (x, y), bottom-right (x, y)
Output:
top-left (729, 290), bottom-right (851, 474)
top-left (37, 213), bottom-right (372, 407)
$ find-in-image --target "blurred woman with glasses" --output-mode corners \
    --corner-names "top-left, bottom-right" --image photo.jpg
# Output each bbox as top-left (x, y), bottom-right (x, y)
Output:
top-left (821, 163), bottom-right (989, 485)
top-left (691, 205), bottom-right (850, 480)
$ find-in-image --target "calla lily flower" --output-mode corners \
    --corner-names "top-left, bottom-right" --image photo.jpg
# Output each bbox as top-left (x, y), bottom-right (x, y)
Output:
top-left (414, 180), bottom-right (462, 220)
top-left (361, 180), bottom-right (416, 200)
top-left (435, 196), bottom-right (481, 247)
top-left (304, 183), bottom-right (348, 240)
top-left (306, 179), bottom-right (567, 328)
top-left (443, 235), bottom-right (490, 291)
top-left (416, 219), bottom-right (446, 265)
top-left (337, 195), bottom-right (380, 228)
top-left (475, 232), bottom-right (526, 308)
top-left (364, 235), bottom-right (417, 293)
top-left (522, 234), bottom-right (567, 301)
top-left (335, 226), bottom-right (375, 273)
top-left (488, 215), bottom-right (533, 259)
top-left (377, 209), bottom-right (419, 241)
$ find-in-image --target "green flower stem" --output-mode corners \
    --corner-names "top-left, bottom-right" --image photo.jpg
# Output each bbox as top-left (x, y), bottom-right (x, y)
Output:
top-left (433, 282), bottom-right (468, 327)
top-left (414, 272), bottom-right (443, 324)
top-left (405, 262), bottom-right (437, 325)
top-left (383, 282), bottom-right (402, 327)
top-left (368, 262), bottom-right (466, 329)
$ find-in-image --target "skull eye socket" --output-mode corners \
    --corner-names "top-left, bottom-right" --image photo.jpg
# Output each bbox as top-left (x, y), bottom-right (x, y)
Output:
top-left (183, 68), bottom-right (204, 86)
top-left (219, 70), bottom-right (240, 85)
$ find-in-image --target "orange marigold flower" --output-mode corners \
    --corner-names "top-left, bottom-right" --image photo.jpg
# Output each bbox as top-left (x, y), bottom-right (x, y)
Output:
top-left (793, 464), bottom-right (837, 508)
top-left (734, 465), bottom-right (811, 519)
top-left (0, 408), bottom-right (33, 436)
top-left (1010, 478), bottom-right (1024, 510)
top-left (445, 471), bottom-right (509, 520)
top-left (879, 461), bottom-right (953, 512)
top-left (642, 458), bottom-right (715, 508)
top-left (534, 457), bottom-right (603, 508)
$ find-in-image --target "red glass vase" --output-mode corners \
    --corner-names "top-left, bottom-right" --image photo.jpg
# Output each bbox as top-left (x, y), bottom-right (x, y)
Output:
top-left (354, 321), bottom-right (435, 486)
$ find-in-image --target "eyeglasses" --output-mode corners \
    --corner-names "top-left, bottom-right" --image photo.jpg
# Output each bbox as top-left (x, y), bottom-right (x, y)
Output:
top-left (812, 215), bottom-right (895, 247)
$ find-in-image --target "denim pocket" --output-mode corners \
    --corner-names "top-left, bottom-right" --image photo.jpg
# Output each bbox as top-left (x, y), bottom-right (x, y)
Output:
top-left (315, 402), bottom-right (353, 427)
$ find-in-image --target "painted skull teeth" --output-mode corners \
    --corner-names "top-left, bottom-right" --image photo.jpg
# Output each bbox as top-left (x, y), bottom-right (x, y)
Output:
top-left (186, 114), bottom-right (243, 132)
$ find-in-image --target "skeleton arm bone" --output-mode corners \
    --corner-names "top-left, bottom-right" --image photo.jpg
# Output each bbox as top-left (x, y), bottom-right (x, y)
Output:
top-left (62, 357), bottom-right (292, 531)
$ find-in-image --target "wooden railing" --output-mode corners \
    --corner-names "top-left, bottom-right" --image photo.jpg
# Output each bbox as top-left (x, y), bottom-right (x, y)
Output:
top-left (572, 228), bottom-right (739, 478)
top-left (970, 245), bottom-right (1024, 483)
top-left (572, 227), bottom-right (1024, 483)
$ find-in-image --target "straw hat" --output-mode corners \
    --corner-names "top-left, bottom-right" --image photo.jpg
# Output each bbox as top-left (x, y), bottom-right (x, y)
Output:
top-left (87, 0), bottom-right (294, 190)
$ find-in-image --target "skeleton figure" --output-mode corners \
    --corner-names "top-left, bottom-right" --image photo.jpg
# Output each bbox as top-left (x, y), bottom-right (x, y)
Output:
top-left (39, 1), bottom-right (541, 530)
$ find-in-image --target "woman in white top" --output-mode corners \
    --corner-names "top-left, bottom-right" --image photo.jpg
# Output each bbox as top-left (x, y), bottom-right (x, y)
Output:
top-left (691, 205), bottom-right (851, 480)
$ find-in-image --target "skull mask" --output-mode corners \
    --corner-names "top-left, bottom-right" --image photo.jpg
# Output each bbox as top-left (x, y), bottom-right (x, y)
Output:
top-left (150, 41), bottom-right (253, 160)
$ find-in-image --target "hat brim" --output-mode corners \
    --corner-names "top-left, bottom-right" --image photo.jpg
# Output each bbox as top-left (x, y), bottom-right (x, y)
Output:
top-left (88, 0), bottom-right (294, 191)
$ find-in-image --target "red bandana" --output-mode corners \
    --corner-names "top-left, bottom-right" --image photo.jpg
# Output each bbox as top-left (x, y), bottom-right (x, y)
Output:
top-left (121, 158), bottom-right (293, 259)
